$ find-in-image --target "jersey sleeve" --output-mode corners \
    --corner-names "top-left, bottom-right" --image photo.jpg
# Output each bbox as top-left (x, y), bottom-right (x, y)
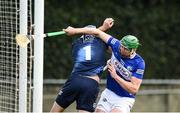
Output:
top-left (107, 36), bottom-right (121, 51)
top-left (132, 60), bottom-right (145, 79)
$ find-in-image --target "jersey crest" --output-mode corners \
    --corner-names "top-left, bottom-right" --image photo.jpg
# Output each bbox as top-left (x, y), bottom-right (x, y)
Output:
top-left (110, 54), bottom-right (132, 81)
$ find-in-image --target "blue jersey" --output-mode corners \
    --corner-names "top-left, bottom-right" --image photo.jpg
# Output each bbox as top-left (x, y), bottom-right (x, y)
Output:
top-left (106, 37), bottom-right (145, 98)
top-left (71, 35), bottom-right (107, 77)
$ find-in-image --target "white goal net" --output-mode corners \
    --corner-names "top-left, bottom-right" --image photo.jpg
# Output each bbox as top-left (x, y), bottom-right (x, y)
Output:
top-left (0, 0), bottom-right (33, 112)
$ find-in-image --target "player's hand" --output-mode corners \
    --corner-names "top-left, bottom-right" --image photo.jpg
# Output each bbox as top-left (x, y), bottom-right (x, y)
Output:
top-left (102, 18), bottom-right (114, 30)
top-left (108, 63), bottom-right (118, 79)
top-left (63, 26), bottom-right (76, 36)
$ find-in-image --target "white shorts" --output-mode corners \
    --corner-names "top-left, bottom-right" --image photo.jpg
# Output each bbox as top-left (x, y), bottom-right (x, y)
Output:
top-left (96, 88), bottom-right (135, 113)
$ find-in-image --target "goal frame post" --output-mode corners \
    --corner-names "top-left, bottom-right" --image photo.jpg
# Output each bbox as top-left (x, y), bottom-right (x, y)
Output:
top-left (19, 0), bottom-right (28, 112)
top-left (33, 0), bottom-right (44, 112)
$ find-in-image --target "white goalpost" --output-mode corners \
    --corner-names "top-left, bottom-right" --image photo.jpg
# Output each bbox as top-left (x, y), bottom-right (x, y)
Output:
top-left (33, 0), bottom-right (44, 112)
top-left (19, 0), bottom-right (28, 112)
top-left (0, 0), bottom-right (44, 112)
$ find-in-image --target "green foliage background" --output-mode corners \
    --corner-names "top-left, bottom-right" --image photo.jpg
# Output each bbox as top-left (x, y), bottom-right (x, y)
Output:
top-left (44, 0), bottom-right (180, 79)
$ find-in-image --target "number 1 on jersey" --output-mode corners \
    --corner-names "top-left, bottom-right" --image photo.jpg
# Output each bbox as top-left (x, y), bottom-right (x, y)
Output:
top-left (84, 45), bottom-right (91, 60)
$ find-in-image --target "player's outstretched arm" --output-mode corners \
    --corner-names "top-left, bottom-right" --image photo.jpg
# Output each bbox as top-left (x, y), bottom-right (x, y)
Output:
top-left (98, 18), bottom-right (114, 32)
top-left (64, 26), bottom-right (112, 43)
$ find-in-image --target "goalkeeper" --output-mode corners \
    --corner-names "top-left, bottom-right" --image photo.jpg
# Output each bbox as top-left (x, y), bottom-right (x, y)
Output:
top-left (64, 20), bottom-right (145, 113)
top-left (50, 18), bottom-right (114, 112)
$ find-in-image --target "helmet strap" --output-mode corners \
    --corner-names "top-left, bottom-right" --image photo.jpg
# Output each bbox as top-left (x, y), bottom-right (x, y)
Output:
top-left (130, 49), bottom-right (136, 55)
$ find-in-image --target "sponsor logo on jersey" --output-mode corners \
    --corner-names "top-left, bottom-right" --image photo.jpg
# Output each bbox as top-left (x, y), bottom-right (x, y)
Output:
top-left (136, 69), bottom-right (144, 75)
top-left (110, 38), bottom-right (117, 45)
top-left (127, 66), bottom-right (133, 71)
top-left (120, 59), bottom-right (125, 65)
top-left (111, 57), bottom-right (132, 80)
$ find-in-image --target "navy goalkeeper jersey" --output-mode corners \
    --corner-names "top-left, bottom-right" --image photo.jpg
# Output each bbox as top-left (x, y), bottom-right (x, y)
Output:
top-left (71, 35), bottom-right (107, 77)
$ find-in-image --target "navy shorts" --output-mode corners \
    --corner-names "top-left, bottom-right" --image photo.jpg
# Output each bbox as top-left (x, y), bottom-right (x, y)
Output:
top-left (55, 75), bottom-right (99, 112)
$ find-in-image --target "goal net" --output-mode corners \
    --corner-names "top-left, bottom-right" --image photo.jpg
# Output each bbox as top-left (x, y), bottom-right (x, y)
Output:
top-left (0, 0), bottom-right (33, 112)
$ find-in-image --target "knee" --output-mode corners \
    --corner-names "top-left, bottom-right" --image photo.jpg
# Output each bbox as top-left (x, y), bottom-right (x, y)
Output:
top-left (110, 108), bottom-right (123, 113)
top-left (95, 107), bottom-right (106, 113)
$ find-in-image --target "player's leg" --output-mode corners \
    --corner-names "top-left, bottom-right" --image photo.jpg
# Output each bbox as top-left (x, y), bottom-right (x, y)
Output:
top-left (110, 108), bottom-right (123, 113)
top-left (110, 106), bottom-right (129, 113)
top-left (78, 109), bottom-right (91, 112)
top-left (110, 103), bottom-right (134, 113)
top-left (95, 106), bottom-right (106, 113)
top-left (50, 77), bottom-right (78, 112)
top-left (76, 75), bottom-right (100, 112)
top-left (50, 101), bottom-right (65, 112)
top-left (95, 89), bottom-right (112, 113)
top-left (110, 97), bottom-right (135, 113)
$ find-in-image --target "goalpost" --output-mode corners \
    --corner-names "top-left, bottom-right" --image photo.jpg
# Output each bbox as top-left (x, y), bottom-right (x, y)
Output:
top-left (0, 0), bottom-right (44, 112)
top-left (33, 0), bottom-right (44, 112)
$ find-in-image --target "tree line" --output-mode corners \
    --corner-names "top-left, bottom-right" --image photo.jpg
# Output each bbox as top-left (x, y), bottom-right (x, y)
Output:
top-left (44, 0), bottom-right (180, 79)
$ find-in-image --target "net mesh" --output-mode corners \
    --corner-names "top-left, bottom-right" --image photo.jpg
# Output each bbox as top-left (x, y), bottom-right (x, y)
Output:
top-left (0, 0), bottom-right (33, 112)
